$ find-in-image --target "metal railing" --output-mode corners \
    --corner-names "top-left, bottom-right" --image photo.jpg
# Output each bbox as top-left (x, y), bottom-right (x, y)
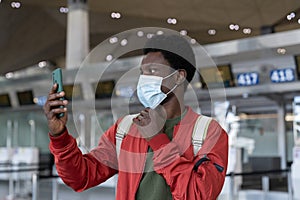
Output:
top-left (0, 162), bottom-right (51, 200)
top-left (225, 169), bottom-right (293, 200)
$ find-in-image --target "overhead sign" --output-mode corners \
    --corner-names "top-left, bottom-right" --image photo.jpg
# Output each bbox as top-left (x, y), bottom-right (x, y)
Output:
top-left (237, 72), bottom-right (259, 86)
top-left (270, 68), bottom-right (295, 83)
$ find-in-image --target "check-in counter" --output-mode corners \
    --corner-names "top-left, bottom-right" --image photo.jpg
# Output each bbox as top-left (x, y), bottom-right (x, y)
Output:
top-left (0, 147), bottom-right (39, 180)
top-left (11, 147), bottom-right (39, 180)
top-left (0, 148), bottom-right (13, 180)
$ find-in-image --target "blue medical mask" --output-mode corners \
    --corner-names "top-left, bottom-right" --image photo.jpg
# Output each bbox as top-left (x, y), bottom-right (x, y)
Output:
top-left (137, 71), bottom-right (178, 109)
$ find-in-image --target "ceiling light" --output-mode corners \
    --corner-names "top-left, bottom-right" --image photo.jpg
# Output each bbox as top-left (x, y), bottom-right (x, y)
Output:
top-left (229, 24), bottom-right (239, 31)
top-left (120, 39), bottom-right (128, 46)
top-left (5, 72), bottom-right (14, 79)
top-left (106, 55), bottom-right (113, 61)
top-left (111, 12), bottom-right (121, 19)
top-left (287, 12), bottom-right (296, 21)
top-left (11, 1), bottom-right (21, 9)
top-left (137, 31), bottom-right (144, 37)
top-left (229, 24), bottom-right (235, 30)
top-left (109, 37), bottom-right (118, 44)
top-left (59, 7), bottom-right (69, 13)
top-left (208, 29), bottom-right (216, 35)
top-left (291, 12), bottom-right (296, 17)
top-left (298, 19), bottom-right (300, 24)
top-left (147, 33), bottom-right (154, 39)
top-left (167, 18), bottom-right (177, 25)
top-left (180, 30), bottom-right (187, 36)
top-left (243, 28), bottom-right (252, 34)
top-left (190, 38), bottom-right (196, 44)
top-left (38, 61), bottom-right (47, 68)
top-left (156, 30), bottom-right (164, 35)
top-left (277, 48), bottom-right (286, 55)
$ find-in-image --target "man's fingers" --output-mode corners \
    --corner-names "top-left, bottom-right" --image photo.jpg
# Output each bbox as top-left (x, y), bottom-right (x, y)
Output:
top-left (139, 109), bottom-right (149, 117)
top-left (47, 99), bottom-right (68, 107)
top-left (134, 109), bottom-right (149, 121)
top-left (46, 107), bottom-right (67, 119)
top-left (52, 107), bottom-right (67, 115)
top-left (44, 97), bottom-right (67, 111)
top-left (133, 112), bottom-right (150, 127)
top-left (49, 83), bottom-right (58, 95)
top-left (48, 91), bottom-right (65, 101)
top-left (43, 93), bottom-right (68, 119)
top-left (132, 117), bottom-right (142, 125)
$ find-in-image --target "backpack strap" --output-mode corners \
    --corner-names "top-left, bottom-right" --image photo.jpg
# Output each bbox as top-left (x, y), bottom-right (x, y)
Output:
top-left (116, 114), bottom-right (138, 158)
top-left (192, 115), bottom-right (212, 156)
top-left (115, 114), bottom-right (212, 158)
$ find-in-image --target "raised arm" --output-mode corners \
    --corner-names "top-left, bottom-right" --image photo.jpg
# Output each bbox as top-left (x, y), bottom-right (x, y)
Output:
top-left (44, 84), bottom-right (118, 191)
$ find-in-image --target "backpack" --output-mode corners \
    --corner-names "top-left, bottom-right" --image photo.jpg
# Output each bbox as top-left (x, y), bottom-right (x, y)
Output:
top-left (115, 114), bottom-right (212, 158)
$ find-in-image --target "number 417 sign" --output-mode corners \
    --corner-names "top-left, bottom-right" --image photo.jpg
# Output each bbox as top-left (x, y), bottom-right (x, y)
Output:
top-left (237, 72), bottom-right (259, 86)
top-left (270, 68), bottom-right (295, 83)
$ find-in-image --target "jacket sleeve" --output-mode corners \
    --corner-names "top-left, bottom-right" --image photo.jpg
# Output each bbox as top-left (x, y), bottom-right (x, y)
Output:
top-left (148, 119), bottom-right (228, 200)
top-left (49, 124), bottom-right (119, 192)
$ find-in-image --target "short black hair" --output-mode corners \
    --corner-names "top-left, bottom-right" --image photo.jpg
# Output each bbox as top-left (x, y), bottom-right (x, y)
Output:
top-left (143, 34), bottom-right (196, 83)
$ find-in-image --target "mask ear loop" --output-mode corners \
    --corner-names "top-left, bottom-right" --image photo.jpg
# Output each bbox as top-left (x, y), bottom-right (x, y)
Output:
top-left (166, 84), bottom-right (178, 95)
top-left (163, 70), bottom-right (178, 80)
top-left (162, 70), bottom-right (179, 95)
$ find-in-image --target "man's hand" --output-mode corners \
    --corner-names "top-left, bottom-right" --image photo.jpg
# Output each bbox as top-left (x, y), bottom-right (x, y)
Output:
top-left (43, 84), bottom-right (68, 136)
top-left (133, 106), bottom-right (167, 141)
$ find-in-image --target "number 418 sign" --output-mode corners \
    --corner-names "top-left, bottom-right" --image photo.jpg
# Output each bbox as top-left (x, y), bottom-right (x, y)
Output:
top-left (270, 68), bottom-right (295, 83)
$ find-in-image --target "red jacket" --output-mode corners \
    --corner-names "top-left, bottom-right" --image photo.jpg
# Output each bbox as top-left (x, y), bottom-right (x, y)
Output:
top-left (49, 106), bottom-right (228, 200)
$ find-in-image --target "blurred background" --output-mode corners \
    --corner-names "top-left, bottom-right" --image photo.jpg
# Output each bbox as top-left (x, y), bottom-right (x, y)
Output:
top-left (1, 0), bottom-right (300, 199)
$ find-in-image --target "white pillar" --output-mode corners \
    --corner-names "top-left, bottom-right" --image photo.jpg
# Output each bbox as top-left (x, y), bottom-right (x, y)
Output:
top-left (277, 102), bottom-right (287, 169)
top-left (66, 0), bottom-right (89, 69)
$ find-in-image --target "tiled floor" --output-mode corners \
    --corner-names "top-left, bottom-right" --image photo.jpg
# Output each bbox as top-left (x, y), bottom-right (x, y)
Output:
top-left (0, 180), bottom-right (293, 200)
top-left (0, 180), bottom-right (115, 200)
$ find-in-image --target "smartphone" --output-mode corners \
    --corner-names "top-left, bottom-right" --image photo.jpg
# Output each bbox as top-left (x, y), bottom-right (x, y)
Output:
top-left (52, 68), bottom-right (65, 118)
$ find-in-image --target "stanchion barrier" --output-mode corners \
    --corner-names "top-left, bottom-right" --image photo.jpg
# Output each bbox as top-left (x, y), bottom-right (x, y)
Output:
top-left (32, 173), bottom-right (38, 200)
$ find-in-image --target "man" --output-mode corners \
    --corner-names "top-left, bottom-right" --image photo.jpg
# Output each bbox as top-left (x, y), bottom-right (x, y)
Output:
top-left (44, 34), bottom-right (228, 200)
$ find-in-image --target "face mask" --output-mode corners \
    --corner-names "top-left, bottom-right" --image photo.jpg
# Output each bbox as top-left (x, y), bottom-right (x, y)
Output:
top-left (137, 71), bottom-right (178, 109)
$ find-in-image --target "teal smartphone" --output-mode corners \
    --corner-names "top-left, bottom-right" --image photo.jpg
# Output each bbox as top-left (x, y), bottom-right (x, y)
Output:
top-left (52, 68), bottom-right (64, 118)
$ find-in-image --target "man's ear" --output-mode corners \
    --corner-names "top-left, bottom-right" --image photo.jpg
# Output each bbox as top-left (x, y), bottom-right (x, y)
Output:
top-left (176, 69), bottom-right (187, 85)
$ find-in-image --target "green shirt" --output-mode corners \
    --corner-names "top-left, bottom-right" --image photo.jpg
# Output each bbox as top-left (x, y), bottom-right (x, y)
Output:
top-left (135, 109), bottom-right (187, 200)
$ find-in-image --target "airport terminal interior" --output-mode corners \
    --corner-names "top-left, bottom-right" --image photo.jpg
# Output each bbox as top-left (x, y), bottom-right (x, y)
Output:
top-left (1, 0), bottom-right (300, 199)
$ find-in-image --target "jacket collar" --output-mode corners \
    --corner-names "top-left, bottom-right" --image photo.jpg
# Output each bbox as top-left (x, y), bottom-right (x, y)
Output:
top-left (176, 106), bottom-right (199, 125)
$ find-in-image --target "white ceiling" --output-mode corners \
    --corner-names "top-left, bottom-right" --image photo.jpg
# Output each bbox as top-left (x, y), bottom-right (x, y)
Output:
top-left (1, 0), bottom-right (300, 75)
